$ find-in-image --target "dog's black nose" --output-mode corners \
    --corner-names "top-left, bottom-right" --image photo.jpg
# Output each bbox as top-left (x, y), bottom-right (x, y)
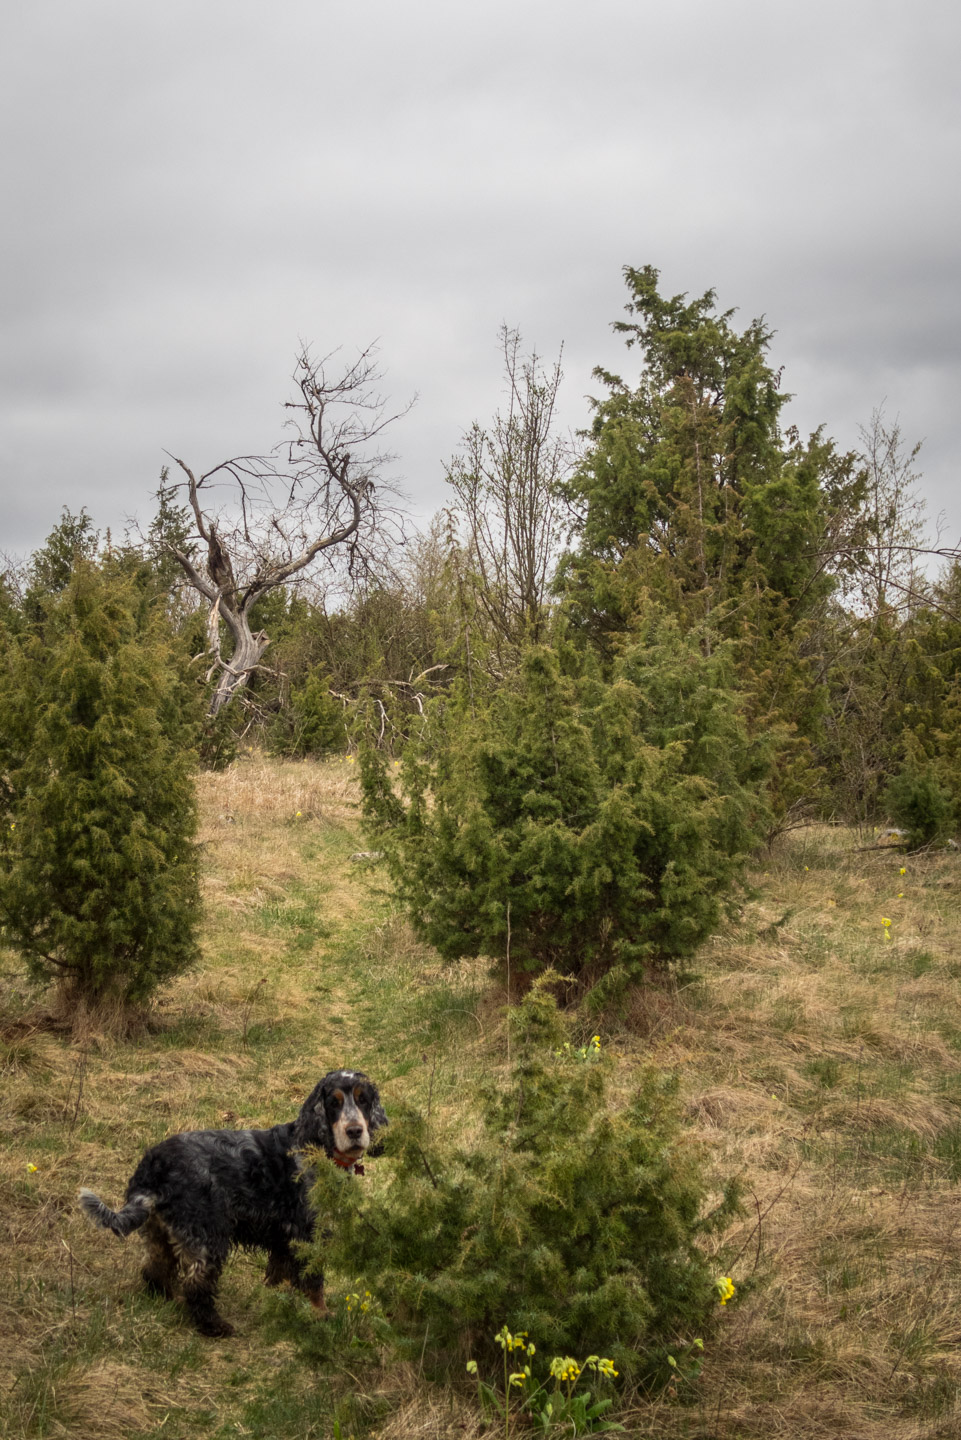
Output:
top-left (346, 1125), bottom-right (364, 1143)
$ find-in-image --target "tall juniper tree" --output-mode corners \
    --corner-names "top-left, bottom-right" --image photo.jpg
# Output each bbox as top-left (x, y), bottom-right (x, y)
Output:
top-left (559, 265), bottom-right (865, 823)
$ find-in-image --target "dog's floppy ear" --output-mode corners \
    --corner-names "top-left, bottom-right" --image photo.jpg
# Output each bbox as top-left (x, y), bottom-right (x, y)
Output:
top-left (293, 1076), bottom-right (334, 1153)
top-left (368, 1082), bottom-right (388, 1156)
top-left (370, 1086), bottom-right (388, 1135)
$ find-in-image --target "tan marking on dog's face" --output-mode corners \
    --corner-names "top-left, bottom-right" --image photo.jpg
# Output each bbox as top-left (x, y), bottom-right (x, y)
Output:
top-left (329, 1085), bottom-right (372, 1158)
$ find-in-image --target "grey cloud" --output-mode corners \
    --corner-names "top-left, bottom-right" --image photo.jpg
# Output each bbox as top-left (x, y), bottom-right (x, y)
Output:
top-left (1, 0), bottom-right (959, 558)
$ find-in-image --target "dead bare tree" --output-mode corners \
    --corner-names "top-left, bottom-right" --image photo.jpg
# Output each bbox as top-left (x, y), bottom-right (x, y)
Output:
top-left (853, 408), bottom-right (929, 620)
top-left (444, 326), bottom-right (573, 655)
top-left (161, 346), bottom-right (409, 714)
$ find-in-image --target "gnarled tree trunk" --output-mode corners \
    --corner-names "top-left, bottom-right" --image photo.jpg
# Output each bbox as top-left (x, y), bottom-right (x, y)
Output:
top-left (161, 346), bottom-right (407, 714)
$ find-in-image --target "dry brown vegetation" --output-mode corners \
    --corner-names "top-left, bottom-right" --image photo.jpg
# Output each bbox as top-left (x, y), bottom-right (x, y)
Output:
top-left (3, 758), bottom-right (961, 1439)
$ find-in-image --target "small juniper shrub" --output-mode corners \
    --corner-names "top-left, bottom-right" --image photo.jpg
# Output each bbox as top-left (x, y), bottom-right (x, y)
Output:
top-left (303, 980), bottom-right (740, 1390)
top-left (883, 746), bottom-right (956, 850)
top-left (198, 704), bottom-right (240, 771)
top-left (276, 667), bottom-right (349, 758)
top-left (360, 635), bottom-right (768, 1000)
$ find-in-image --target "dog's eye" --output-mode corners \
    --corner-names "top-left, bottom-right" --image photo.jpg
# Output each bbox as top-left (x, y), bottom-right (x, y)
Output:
top-left (331, 1090), bottom-right (345, 1109)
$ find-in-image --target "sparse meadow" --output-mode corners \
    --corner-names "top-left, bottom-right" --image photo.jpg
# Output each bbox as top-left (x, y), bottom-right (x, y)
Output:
top-left (2, 757), bottom-right (961, 1438)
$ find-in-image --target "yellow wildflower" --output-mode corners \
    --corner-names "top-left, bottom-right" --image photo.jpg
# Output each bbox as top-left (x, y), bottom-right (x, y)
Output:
top-left (585, 1355), bottom-right (619, 1378)
top-left (715, 1276), bottom-right (736, 1305)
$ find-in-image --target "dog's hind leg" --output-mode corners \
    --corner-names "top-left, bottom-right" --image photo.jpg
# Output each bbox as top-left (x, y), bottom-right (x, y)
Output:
top-left (182, 1251), bottom-right (233, 1338)
top-left (140, 1218), bottom-right (178, 1299)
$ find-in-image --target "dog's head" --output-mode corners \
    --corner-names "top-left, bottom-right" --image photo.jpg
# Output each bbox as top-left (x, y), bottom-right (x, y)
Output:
top-left (293, 1070), bottom-right (387, 1162)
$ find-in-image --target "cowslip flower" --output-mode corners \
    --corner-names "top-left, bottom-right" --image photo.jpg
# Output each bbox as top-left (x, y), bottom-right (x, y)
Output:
top-left (584, 1355), bottom-right (619, 1378)
top-left (26, 1163), bottom-right (38, 1173)
top-left (882, 917), bottom-right (892, 940)
top-left (715, 1276), bottom-right (736, 1305)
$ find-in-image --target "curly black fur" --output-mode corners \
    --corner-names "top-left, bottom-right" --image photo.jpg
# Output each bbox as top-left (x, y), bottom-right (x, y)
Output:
top-left (79, 1069), bottom-right (386, 1337)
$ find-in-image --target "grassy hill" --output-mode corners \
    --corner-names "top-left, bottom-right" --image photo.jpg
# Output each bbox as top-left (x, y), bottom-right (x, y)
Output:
top-left (3, 754), bottom-right (961, 1439)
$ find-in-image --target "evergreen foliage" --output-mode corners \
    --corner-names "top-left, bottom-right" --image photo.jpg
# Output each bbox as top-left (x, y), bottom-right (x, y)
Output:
top-left (0, 558), bottom-right (202, 1004)
top-left (304, 983), bottom-right (738, 1384)
top-left (558, 267), bottom-right (860, 643)
top-left (26, 507), bottom-right (100, 600)
top-left (361, 632), bottom-right (767, 989)
top-left (284, 668), bottom-right (349, 756)
top-left (883, 748), bottom-right (956, 851)
top-left (888, 562), bottom-right (961, 823)
top-left (556, 265), bottom-right (868, 828)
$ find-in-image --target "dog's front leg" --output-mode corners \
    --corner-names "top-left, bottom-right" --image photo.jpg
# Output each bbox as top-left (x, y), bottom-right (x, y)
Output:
top-left (264, 1240), bottom-right (326, 1314)
top-left (296, 1266), bottom-right (328, 1316)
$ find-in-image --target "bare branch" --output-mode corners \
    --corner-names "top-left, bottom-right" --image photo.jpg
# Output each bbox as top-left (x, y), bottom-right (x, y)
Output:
top-left (445, 325), bottom-right (573, 661)
top-left (161, 347), bottom-right (410, 713)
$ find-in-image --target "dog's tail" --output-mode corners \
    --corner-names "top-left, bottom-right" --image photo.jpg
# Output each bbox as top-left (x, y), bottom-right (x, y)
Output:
top-left (79, 1187), bottom-right (154, 1238)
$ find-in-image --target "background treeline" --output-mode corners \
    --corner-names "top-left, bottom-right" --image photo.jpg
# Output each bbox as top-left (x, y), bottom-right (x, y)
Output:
top-left (2, 266), bottom-right (960, 1000)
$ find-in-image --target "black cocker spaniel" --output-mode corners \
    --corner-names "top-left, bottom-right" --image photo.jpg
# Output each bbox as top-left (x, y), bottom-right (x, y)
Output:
top-left (79, 1069), bottom-right (386, 1336)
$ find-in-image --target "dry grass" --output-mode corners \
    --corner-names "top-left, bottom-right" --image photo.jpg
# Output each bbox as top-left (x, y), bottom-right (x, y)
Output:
top-left (4, 772), bottom-right (961, 1439)
top-left (0, 752), bottom-right (496, 1440)
top-left (623, 828), bottom-right (961, 1439)
top-left (197, 750), bottom-right (361, 830)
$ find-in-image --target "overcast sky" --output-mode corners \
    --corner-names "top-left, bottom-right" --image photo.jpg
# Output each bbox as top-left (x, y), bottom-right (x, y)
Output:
top-left (2, 0), bottom-right (959, 569)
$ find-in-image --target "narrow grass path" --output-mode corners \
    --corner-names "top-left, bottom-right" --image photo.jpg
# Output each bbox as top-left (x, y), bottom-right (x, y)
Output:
top-left (0, 757), bottom-right (493, 1440)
